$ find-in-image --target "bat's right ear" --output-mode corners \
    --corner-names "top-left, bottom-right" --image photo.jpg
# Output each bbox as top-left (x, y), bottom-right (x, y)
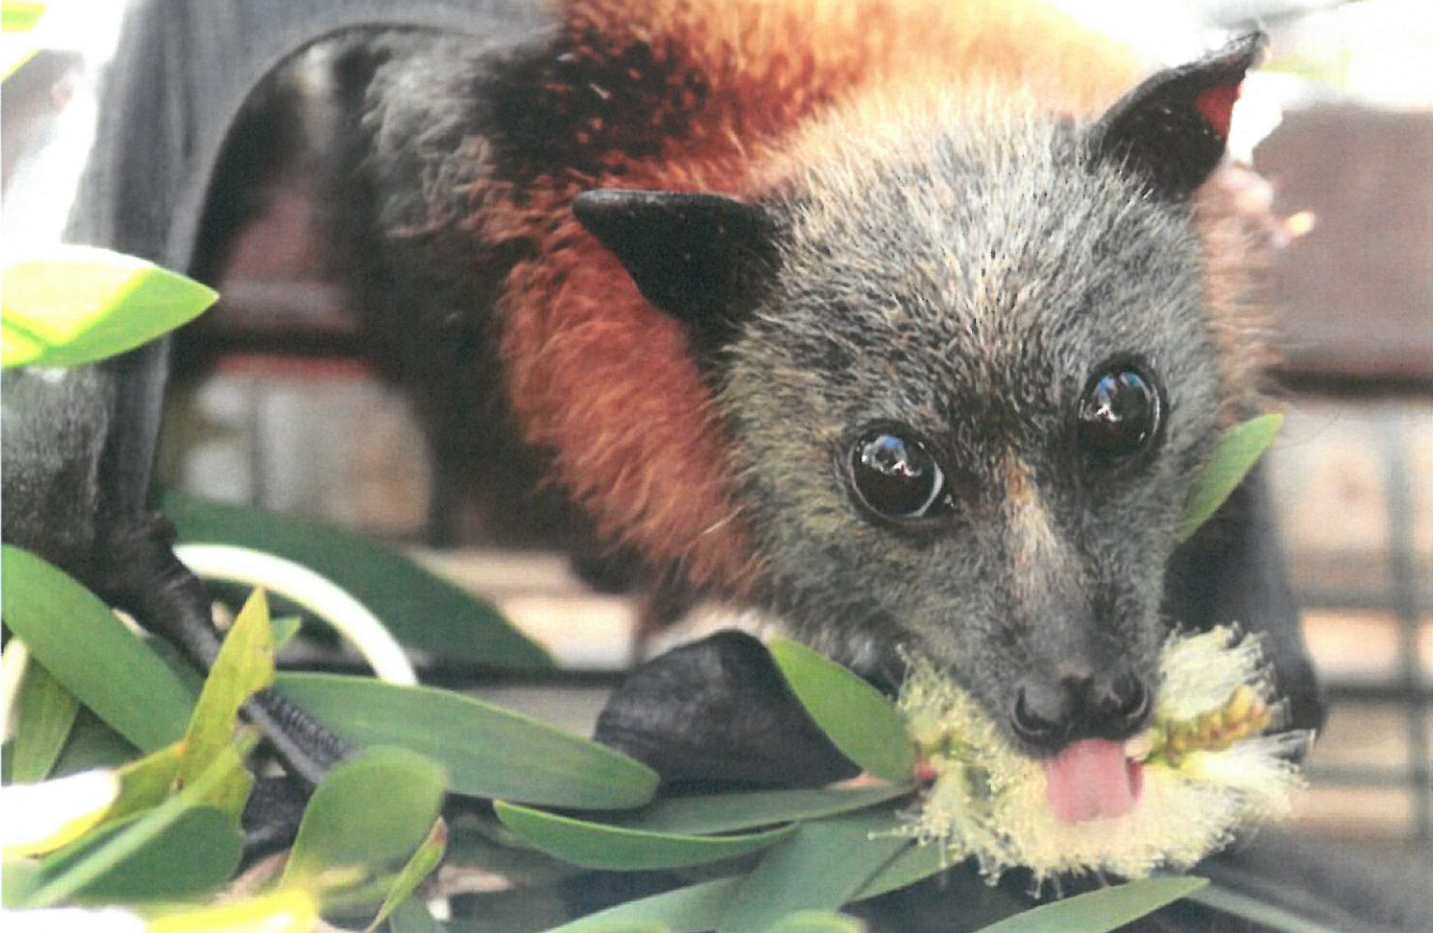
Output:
top-left (573, 189), bottom-right (781, 343)
top-left (1088, 33), bottom-right (1265, 200)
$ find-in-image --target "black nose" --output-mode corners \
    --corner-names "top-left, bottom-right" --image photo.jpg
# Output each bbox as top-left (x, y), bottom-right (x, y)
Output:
top-left (1010, 668), bottom-right (1152, 749)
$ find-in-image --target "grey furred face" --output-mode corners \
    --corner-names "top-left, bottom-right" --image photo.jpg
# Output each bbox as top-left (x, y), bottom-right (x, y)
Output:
top-left (721, 116), bottom-right (1225, 752)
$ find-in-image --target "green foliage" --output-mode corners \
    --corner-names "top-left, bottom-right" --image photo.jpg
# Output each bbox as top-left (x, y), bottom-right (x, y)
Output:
top-left (1176, 414), bottom-right (1283, 542)
top-left (598, 784), bottom-right (912, 836)
top-left (767, 639), bottom-right (915, 782)
top-left (161, 491), bottom-right (553, 671)
top-left (8, 659), bottom-right (81, 783)
top-left (971, 877), bottom-right (1208, 933)
top-left (2, 246), bottom-right (217, 368)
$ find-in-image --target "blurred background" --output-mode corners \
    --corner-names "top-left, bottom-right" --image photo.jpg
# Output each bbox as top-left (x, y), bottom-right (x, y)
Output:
top-left (4, 0), bottom-right (1429, 860)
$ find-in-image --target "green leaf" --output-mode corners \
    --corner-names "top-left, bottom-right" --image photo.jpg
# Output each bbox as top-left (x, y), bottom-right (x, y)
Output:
top-left (272, 615), bottom-right (304, 650)
top-left (178, 588), bottom-right (274, 790)
top-left (29, 806), bottom-right (242, 903)
top-left (1184, 880), bottom-right (1350, 933)
top-left (387, 895), bottom-right (445, 933)
top-left (105, 743), bottom-right (184, 824)
top-left (1176, 414), bottom-right (1282, 542)
top-left (48, 709), bottom-right (141, 778)
top-left (600, 784), bottom-right (913, 836)
top-left (716, 810), bottom-right (908, 933)
top-left (972, 877), bottom-right (1208, 933)
top-left (543, 876), bottom-right (743, 933)
top-left (276, 673), bottom-right (658, 809)
top-left (849, 841), bottom-right (946, 901)
top-left (282, 746), bottom-right (448, 889)
top-left (495, 801), bottom-right (796, 871)
top-left (765, 911), bottom-right (865, 933)
top-left (9, 659), bottom-right (80, 783)
top-left (2, 247), bottom-right (217, 368)
top-left (161, 491), bottom-right (552, 671)
top-left (767, 640), bottom-right (914, 782)
top-left (17, 741), bottom-right (246, 907)
top-left (371, 819), bottom-right (448, 931)
top-left (1, 546), bottom-right (194, 752)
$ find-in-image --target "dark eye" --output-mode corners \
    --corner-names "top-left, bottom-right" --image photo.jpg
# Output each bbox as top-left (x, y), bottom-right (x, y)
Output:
top-left (1077, 365), bottom-right (1162, 463)
top-left (849, 431), bottom-right (947, 521)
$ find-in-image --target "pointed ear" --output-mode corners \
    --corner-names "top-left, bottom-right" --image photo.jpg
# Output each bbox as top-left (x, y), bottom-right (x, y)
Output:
top-left (572, 190), bottom-right (780, 338)
top-left (1088, 33), bottom-right (1265, 199)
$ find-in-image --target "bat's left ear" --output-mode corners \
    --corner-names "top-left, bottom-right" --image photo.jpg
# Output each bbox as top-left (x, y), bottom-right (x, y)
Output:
top-left (1088, 32), bottom-right (1265, 199)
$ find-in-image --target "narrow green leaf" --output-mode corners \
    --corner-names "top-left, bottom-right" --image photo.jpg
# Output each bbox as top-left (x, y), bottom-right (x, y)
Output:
top-left (972, 877), bottom-right (1208, 933)
top-left (161, 491), bottom-right (552, 671)
top-left (276, 673), bottom-right (658, 809)
top-left (387, 895), bottom-right (444, 933)
top-left (767, 640), bottom-right (914, 782)
top-left (178, 588), bottom-right (275, 788)
top-left (282, 746), bottom-right (447, 889)
top-left (272, 615), bottom-right (304, 650)
top-left (496, 801), bottom-right (795, 871)
top-left (9, 659), bottom-right (80, 783)
top-left (18, 742), bottom-right (244, 907)
top-left (765, 911), bottom-right (865, 933)
top-left (849, 841), bottom-right (946, 901)
top-left (2, 247), bottom-right (217, 368)
top-left (2, 858), bottom-right (42, 906)
top-left (1176, 414), bottom-right (1282, 542)
top-left (29, 806), bottom-right (242, 903)
top-left (1, 546), bottom-right (194, 752)
top-left (48, 710), bottom-right (141, 778)
top-left (1185, 880), bottom-right (1350, 933)
top-left (716, 810), bottom-right (908, 933)
top-left (371, 819), bottom-right (448, 931)
top-left (105, 743), bottom-right (184, 824)
top-left (543, 876), bottom-right (743, 933)
top-left (600, 784), bottom-right (913, 836)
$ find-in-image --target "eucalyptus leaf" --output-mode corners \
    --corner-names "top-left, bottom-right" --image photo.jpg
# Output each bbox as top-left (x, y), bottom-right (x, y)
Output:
top-left (767, 639), bottom-right (914, 782)
top-left (971, 877), bottom-right (1208, 933)
top-left (277, 673), bottom-right (658, 809)
top-left (1176, 414), bottom-right (1282, 542)
top-left (9, 659), bottom-right (80, 783)
top-left (371, 819), bottom-right (448, 931)
top-left (30, 806), bottom-right (242, 903)
top-left (599, 784), bottom-right (913, 836)
top-left (765, 911), bottom-right (865, 933)
top-left (1, 546), bottom-right (194, 752)
top-left (849, 840), bottom-right (946, 901)
top-left (178, 588), bottom-right (274, 789)
top-left (495, 801), bottom-right (796, 871)
top-left (161, 491), bottom-right (552, 670)
top-left (716, 810), bottom-right (908, 933)
top-left (1, 247), bottom-right (217, 369)
top-left (282, 746), bottom-right (447, 889)
top-left (542, 876), bottom-right (743, 933)
top-left (1184, 880), bottom-right (1349, 933)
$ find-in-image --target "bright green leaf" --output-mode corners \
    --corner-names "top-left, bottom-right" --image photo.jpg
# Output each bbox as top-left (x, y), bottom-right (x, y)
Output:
top-left (1184, 880), bottom-right (1350, 933)
top-left (496, 801), bottom-right (796, 871)
top-left (764, 911), bottom-right (865, 933)
top-left (1, 546), bottom-right (194, 752)
top-left (161, 491), bottom-right (552, 671)
top-left (276, 673), bottom-right (658, 809)
top-left (716, 810), bottom-right (907, 933)
top-left (9, 659), bottom-right (80, 783)
top-left (29, 806), bottom-right (242, 903)
top-left (1176, 414), bottom-right (1282, 542)
top-left (105, 743), bottom-right (184, 824)
top-left (972, 877), bottom-right (1208, 933)
top-left (543, 876), bottom-right (743, 933)
top-left (371, 819), bottom-right (448, 931)
top-left (599, 784), bottom-right (913, 836)
top-left (178, 588), bottom-right (275, 790)
top-left (767, 640), bottom-right (914, 783)
top-left (17, 742), bottom-right (245, 907)
top-left (282, 746), bottom-right (447, 890)
top-left (849, 841), bottom-right (946, 901)
top-left (2, 247), bottom-right (217, 368)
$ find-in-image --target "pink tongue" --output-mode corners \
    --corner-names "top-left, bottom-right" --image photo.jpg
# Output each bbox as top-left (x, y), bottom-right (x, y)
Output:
top-left (1044, 739), bottom-right (1143, 824)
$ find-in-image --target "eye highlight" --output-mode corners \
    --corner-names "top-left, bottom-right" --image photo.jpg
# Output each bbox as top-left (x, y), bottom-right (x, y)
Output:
top-left (1077, 362), bottom-right (1163, 465)
top-left (849, 430), bottom-right (948, 522)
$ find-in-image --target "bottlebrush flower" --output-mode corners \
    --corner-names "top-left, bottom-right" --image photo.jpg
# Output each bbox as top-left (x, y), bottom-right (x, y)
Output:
top-left (896, 626), bottom-right (1311, 882)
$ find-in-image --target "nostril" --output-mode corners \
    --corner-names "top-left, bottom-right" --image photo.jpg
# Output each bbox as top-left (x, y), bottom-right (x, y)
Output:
top-left (1100, 672), bottom-right (1152, 732)
top-left (1012, 683), bottom-right (1065, 746)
